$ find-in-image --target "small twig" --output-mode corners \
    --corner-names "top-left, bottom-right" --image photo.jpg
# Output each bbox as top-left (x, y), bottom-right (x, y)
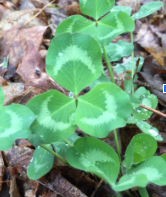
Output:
top-left (91, 179), bottom-right (104, 197)
top-left (133, 80), bottom-right (163, 92)
top-left (140, 104), bottom-right (166, 118)
top-left (23, 0), bottom-right (56, 27)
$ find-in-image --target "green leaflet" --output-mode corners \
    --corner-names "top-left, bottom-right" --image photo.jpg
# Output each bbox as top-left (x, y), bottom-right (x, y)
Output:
top-left (89, 73), bottom-right (111, 89)
top-left (103, 40), bottom-right (134, 62)
top-left (132, 87), bottom-right (158, 120)
top-left (65, 133), bottom-right (80, 146)
top-left (46, 33), bottom-right (103, 95)
top-left (127, 116), bottom-right (163, 141)
top-left (27, 90), bottom-right (76, 144)
top-left (132, 1), bottom-right (163, 21)
top-left (0, 87), bottom-right (4, 107)
top-left (55, 12), bottom-right (135, 46)
top-left (136, 120), bottom-right (163, 141)
top-left (28, 134), bottom-right (44, 147)
top-left (125, 133), bottom-right (157, 171)
top-left (161, 154), bottom-right (166, 161)
top-left (0, 104), bottom-right (36, 150)
top-left (79, 0), bottom-right (115, 20)
top-left (66, 137), bottom-right (120, 185)
top-left (27, 145), bottom-right (54, 180)
top-left (113, 156), bottom-right (166, 191)
top-left (53, 142), bottom-right (69, 157)
top-left (111, 6), bottom-right (132, 16)
top-left (75, 83), bottom-right (132, 138)
top-left (114, 57), bottom-right (144, 74)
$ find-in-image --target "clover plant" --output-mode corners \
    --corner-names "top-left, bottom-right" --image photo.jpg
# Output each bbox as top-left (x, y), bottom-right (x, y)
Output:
top-left (0, 1), bottom-right (164, 197)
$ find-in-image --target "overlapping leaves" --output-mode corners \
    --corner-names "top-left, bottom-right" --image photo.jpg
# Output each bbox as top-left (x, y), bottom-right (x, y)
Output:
top-left (66, 137), bottom-right (120, 184)
top-left (79, 0), bottom-right (115, 20)
top-left (125, 133), bottom-right (157, 171)
top-left (103, 40), bottom-right (133, 62)
top-left (55, 12), bottom-right (135, 46)
top-left (27, 90), bottom-right (76, 144)
top-left (132, 87), bottom-right (158, 120)
top-left (113, 156), bottom-right (166, 191)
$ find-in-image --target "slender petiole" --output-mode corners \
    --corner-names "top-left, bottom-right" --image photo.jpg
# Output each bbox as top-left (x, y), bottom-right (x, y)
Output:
top-left (102, 46), bottom-right (115, 84)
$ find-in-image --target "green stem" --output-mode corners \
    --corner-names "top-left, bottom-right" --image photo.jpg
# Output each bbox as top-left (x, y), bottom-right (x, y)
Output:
top-left (130, 32), bottom-right (135, 94)
top-left (113, 129), bottom-right (121, 163)
top-left (40, 144), bottom-right (68, 164)
top-left (138, 187), bottom-right (149, 197)
top-left (75, 95), bottom-right (78, 107)
top-left (64, 139), bottom-right (73, 147)
top-left (116, 192), bottom-right (122, 197)
top-left (102, 46), bottom-right (115, 84)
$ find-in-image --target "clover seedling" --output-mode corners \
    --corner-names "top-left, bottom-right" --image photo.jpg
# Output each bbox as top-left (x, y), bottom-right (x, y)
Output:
top-left (0, 1), bottom-right (164, 197)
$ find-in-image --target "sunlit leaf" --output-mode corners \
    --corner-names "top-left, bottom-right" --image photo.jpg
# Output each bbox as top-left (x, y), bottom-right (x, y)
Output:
top-left (0, 104), bottom-right (36, 150)
top-left (0, 87), bottom-right (4, 107)
top-left (104, 40), bottom-right (133, 62)
top-left (113, 156), bottom-right (166, 191)
top-left (132, 2), bottom-right (163, 21)
top-left (75, 83), bottom-right (132, 137)
top-left (55, 12), bottom-right (135, 46)
top-left (125, 133), bottom-right (157, 171)
top-left (66, 137), bottom-right (120, 184)
top-left (136, 120), bottom-right (163, 141)
top-left (27, 145), bottom-right (54, 180)
top-left (27, 90), bottom-right (76, 144)
top-left (111, 6), bottom-right (132, 16)
top-left (132, 87), bottom-right (158, 120)
top-left (89, 73), bottom-right (110, 89)
top-left (46, 33), bottom-right (103, 95)
top-left (127, 116), bottom-right (163, 141)
top-left (95, 11), bottom-right (135, 45)
top-left (79, 0), bottom-right (115, 20)
top-left (129, 94), bottom-right (141, 109)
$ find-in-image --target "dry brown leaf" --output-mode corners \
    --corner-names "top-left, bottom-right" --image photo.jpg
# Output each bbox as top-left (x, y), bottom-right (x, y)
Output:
top-left (135, 24), bottom-right (166, 67)
top-left (4, 146), bottom-right (33, 167)
top-left (0, 151), bottom-right (5, 193)
top-left (40, 169), bottom-right (88, 197)
top-left (0, 9), bottom-right (46, 31)
top-left (1, 82), bottom-right (25, 105)
top-left (0, 26), bottom-right (47, 78)
top-left (64, 1), bottom-right (81, 16)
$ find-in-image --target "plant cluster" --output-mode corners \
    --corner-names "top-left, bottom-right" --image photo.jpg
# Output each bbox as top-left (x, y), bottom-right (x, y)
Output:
top-left (0, 1), bottom-right (165, 196)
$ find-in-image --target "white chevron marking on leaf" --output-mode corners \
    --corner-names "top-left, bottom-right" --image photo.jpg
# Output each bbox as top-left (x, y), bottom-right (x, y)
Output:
top-left (54, 45), bottom-right (96, 75)
top-left (81, 90), bottom-right (117, 126)
top-left (81, 111), bottom-right (116, 126)
top-left (134, 167), bottom-right (162, 181)
top-left (99, 14), bottom-right (124, 41)
top-left (0, 110), bottom-right (23, 137)
top-left (66, 18), bottom-right (77, 32)
top-left (103, 90), bottom-right (117, 113)
top-left (37, 96), bottom-right (70, 131)
top-left (79, 148), bottom-right (114, 167)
